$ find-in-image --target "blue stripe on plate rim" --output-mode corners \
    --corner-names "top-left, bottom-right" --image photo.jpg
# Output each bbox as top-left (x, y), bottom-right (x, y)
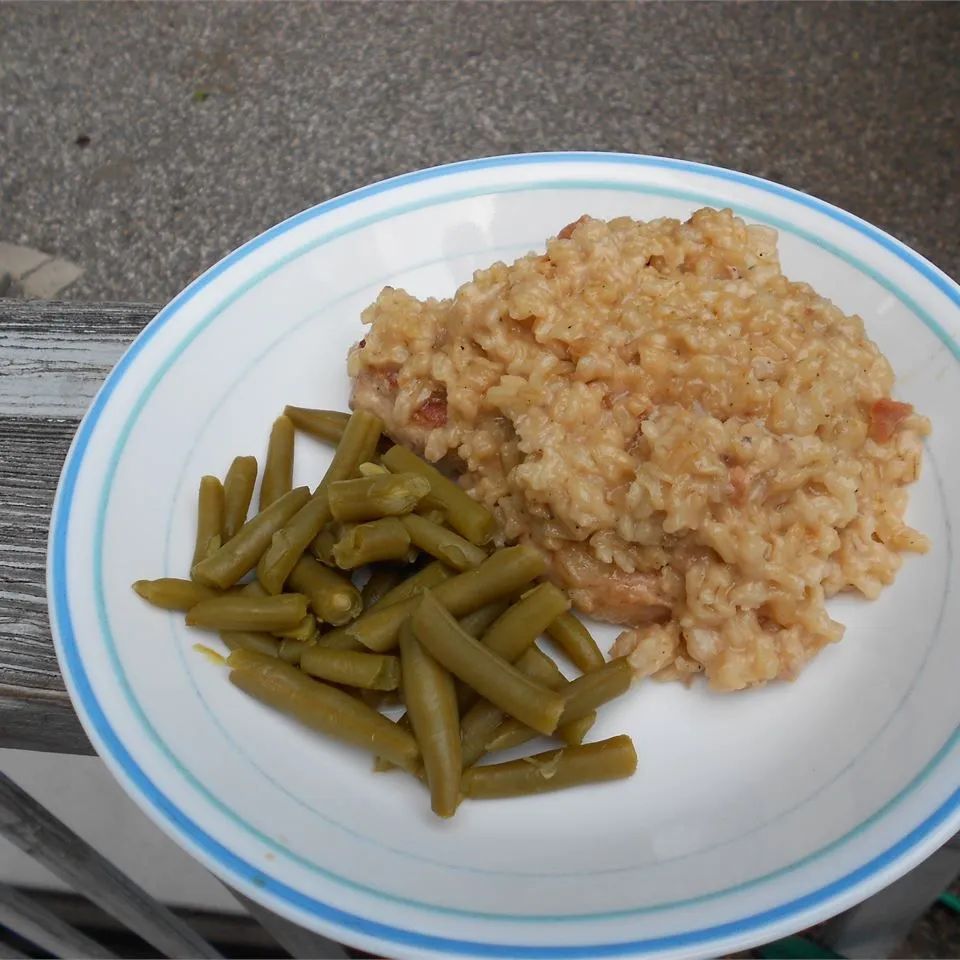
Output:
top-left (48, 152), bottom-right (960, 957)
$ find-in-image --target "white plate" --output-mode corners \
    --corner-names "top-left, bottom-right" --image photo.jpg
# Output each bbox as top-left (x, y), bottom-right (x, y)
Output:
top-left (49, 154), bottom-right (960, 959)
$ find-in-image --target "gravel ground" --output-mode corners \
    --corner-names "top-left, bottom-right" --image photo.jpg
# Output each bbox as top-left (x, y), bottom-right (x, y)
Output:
top-left (0, 1), bottom-right (957, 302)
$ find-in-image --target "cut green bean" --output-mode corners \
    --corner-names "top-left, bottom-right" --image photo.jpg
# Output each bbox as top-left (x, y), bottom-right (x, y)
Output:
top-left (546, 610), bottom-right (605, 673)
top-left (309, 526), bottom-right (339, 566)
top-left (278, 637), bottom-right (315, 664)
top-left (432, 545), bottom-right (546, 617)
top-left (556, 712), bottom-right (595, 745)
top-left (361, 567), bottom-right (405, 609)
top-left (240, 579), bottom-right (268, 598)
top-left (455, 582), bottom-right (568, 712)
top-left (400, 514), bottom-right (488, 571)
top-left (460, 697), bottom-right (512, 769)
top-left (399, 622), bottom-right (460, 817)
top-left (273, 613), bottom-right (320, 642)
top-left (357, 461), bottom-right (389, 477)
top-left (257, 411), bottom-right (382, 593)
top-left (283, 406), bottom-right (350, 445)
top-left (520, 644), bottom-right (567, 688)
top-left (186, 593), bottom-right (308, 632)
top-left (513, 648), bottom-right (597, 745)
top-left (227, 650), bottom-right (419, 771)
top-left (260, 415), bottom-right (295, 509)
top-left (479, 582), bottom-right (569, 667)
top-left (221, 631), bottom-right (280, 658)
top-left (316, 629), bottom-right (365, 653)
top-left (342, 546), bottom-right (543, 653)
top-left (484, 712), bottom-right (596, 755)
top-left (133, 578), bottom-right (219, 612)
top-left (192, 476), bottom-right (224, 569)
top-left (222, 456), bottom-right (258, 540)
top-left (462, 736), bottom-right (637, 799)
top-left (300, 646), bottom-right (401, 691)
top-left (191, 486), bottom-right (310, 588)
top-left (459, 644), bottom-right (574, 767)
top-left (411, 593), bottom-right (563, 736)
top-left (379, 599), bottom-right (513, 769)
top-left (366, 561), bottom-right (451, 613)
top-left (360, 688), bottom-right (402, 710)
top-left (381, 445), bottom-right (496, 545)
top-left (328, 473), bottom-right (430, 522)
top-left (559, 657), bottom-right (633, 724)
top-left (457, 600), bottom-right (509, 638)
top-left (332, 517), bottom-right (411, 569)
top-left (321, 561), bottom-right (452, 652)
top-left (288, 554), bottom-right (362, 626)
top-left (477, 657), bottom-right (632, 758)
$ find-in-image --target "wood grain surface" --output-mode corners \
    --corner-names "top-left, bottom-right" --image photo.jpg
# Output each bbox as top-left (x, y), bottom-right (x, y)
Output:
top-left (0, 299), bottom-right (158, 754)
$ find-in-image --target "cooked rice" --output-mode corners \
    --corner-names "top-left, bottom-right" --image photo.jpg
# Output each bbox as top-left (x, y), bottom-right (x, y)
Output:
top-left (348, 208), bottom-right (929, 690)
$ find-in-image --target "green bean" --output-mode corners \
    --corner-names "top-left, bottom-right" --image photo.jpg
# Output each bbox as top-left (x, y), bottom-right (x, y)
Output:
top-left (478, 582), bottom-right (569, 668)
top-left (343, 546), bottom-right (543, 653)
top-left (433, 545), bottom-right (546, 617)
top-left (484, 711), bottom-right (596, 755)
top-left (558, 657), bottom-right (633, 724)
top-left (360, 688), bottom-right (401, 710)
top-left (332, 517), bottom-right (411, 569)
top-left (227, 650), bottom-right (419, 771)
top-left (357, 461), bottom-right (389, 477)
top-left (514, 647), bottom-right (597, 746)
top-left (400, 514), bottom-right (487, 571)
top-left (360, 567), bottom-right (405, 609)
top-left (472, 639), bottom-right (603, 755)
top-left (278, 637), bottom-right (315, 664)
top-left (399, 622), bottom-right (460, 817)
top-left (378, 599), bottom-right (513, 770)
top-left (309, 526), bottom-right (339, 566)
top-left (319, 562), bottom-right (452, 654)
top-left (455, 582), bottom-right (568, 712)
top-left (520, 644), bottom-right (567, 688)
top-left (459, 645), bottom-right (568, 767)
top-left (366, 561), bottom-right (451, 613)
top-left (300, 646), bottom-right (401, 691)
top-left (381, 445), bottom-right (495, 545)
top-left (328, 473), bottom-right (430, 522)
top-left (476, 658), bottom-right (632, 758)
top-left (221, 631), bottom-right (280, 658)
top-left (457, 600), bottom-right (509, 638)
top-left (287, 554), bottom-right (362, 626)
top-left (460, 697), bottom-right (512, 769)
top-left (546, 610), bottom-right (605, 673)
top-left (273, 613), bottom-right (320, 642)
top-left (191, 486), bottom-right (310, 588)
top-left (222, 456), bottom-right (258, 540)
top-left (316, 630), bottom-right (365, 652)
top-left (556, 713), bottom-right (595, 745)
top-left (257, 411), bottom-right (382, 593)
top-left (461, 736), bottom-right (637, 799)
top-left (283, 406), bottom-right (350, 445)
top-left (260, 415), bottom-right (295, 509)
top-left (133, 578), bottom-right (219, 611)
top-left (192, 476), bottom-right (224, 569)
top-left (411, 593), bottom-right (563, 736)
top-left (185, 593), bottom-right (308, 632)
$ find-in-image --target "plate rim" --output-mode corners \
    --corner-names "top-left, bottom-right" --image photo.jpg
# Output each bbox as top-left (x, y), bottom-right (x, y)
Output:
top-left (47, 151), bottom-right (960, 958)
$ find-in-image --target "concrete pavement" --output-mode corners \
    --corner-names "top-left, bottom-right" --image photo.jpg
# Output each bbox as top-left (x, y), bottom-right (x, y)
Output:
top-left (0, 1), bottom-right (957, 304)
